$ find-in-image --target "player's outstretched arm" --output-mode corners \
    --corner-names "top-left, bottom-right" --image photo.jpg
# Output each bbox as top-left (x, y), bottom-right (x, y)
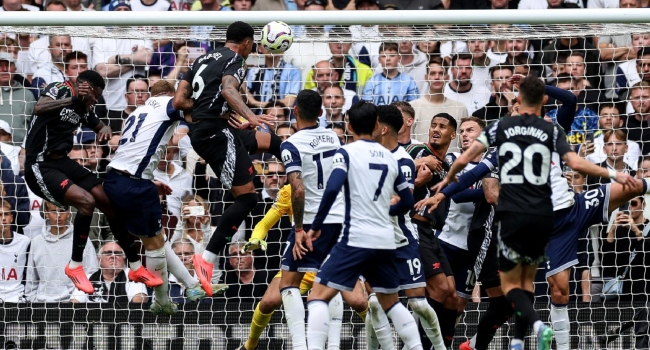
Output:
top-left (563, 152), bottom-right (636, 187)
top-left (172, 80), bottom-right (194, 112)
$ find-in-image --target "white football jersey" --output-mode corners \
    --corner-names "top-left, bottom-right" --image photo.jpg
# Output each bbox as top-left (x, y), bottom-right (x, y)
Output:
top-left (550, 152), bottom-right (575, 211)
top-left (108, 96), bottom-right (183, 180)
top-left (332, 140), bottom-right (409, 250)
top-left (391, 146), bottom-right (418, 249)
top-left (438, 153), bottom-right (477, 251)
top-left (280, 125), bottom-right (345, 225)
top-left (0, 233), bottom-right (30, 302)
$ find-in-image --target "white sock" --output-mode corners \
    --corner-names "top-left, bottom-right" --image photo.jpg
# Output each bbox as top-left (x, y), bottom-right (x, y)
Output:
top-left (469, 334), bottom-right (477, 348)
top-left (368, 294), bottom-right (396, 350)
top-left (533, 320), bottom-right (545, 336)
top-left (68, 260), bottom-right (82, 269)
top-left (408, 297), bottom-right (445, 350)
top-left (281, 287), bottom-right (307, 350)
top-left (145, 247), bottom-right (170, 305)
top-left (386, 302), bottom-right (423, 350)
top-left (510, 338), bottom-right (524, 347)
top-left (550, 304), bottom-right (569, 350)
top-left (365, 311), bottom-right (380, 350)
top-left (327, 293), bottom-right (343, 350)
top-left (202, 250), bottom-right (219, 265)
top-left (128, 260), bottom-right (142, 272)
top-left (164, 241), bottom-right (199, 289)
top-left (306, 300), bottom-right (329, 350)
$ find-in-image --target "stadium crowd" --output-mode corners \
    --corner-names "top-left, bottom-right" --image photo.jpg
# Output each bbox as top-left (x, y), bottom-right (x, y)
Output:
top-left (0, 0), bottom-right (648, 348)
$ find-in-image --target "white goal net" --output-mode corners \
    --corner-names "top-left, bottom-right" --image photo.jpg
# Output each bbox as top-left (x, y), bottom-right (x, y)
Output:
top-left (0, 10), bottom-right (649, 350)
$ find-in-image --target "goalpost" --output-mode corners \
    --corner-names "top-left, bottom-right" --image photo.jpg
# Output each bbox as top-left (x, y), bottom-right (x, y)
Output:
top-left (0, 9), bottom-right (649, 350)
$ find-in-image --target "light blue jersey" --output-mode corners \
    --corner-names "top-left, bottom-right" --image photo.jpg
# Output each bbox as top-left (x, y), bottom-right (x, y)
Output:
top-left (361, 72), bottom-right (419, 106)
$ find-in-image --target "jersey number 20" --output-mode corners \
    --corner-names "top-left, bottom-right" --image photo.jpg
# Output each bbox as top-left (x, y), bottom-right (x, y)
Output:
top-left (499, 142), bottom-right (551, 185)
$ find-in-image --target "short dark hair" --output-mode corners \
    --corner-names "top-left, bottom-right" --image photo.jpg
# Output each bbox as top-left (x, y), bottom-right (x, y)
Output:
top-left (326, 122), bottom-right (346, 132)
top-left (391, 101), bottom-right (414, 119)
top-left (126, 74), bottom-right (149, 91)
top-left (554, 72), bottom-right (573, 86)
top-left (432, 112), bottom-right (457, 130)
top-left (347, 101), bottom-right (378, 136)
top-left (295, 90), bottom-right (322, 122)
top-left (450, 53), bottom-right (473, 67)
top-left (567, 50), bottom-right (586, 61)
top-left (519, 75), bottom-right (546, 107)
top-left (379, 42), bottom-right (399, 54)
top-left (64, 51), bottom-right (88, 65)
top-left (77, 70), bottom-right (105, 90)
top-left (598, 101), bottom-right (621, 114)
top-left (324, 84), bottom-right (344, 95)
top-left (427, 56), bottom-right (447, 73)
top-left (45, 0), bottom-right (66, 9)
top-left (226, 21), bottom-right (254, 44)
top-left (377, 105), bottom-right (404, 134)
top-left (638, 46), bottom-right (650, 58)
top-left (263, 100), bottom-right (288, 118)
top-left (460, 116), bottom-right (486, 130)
top-left (489, 64), bottom-right (514, 79)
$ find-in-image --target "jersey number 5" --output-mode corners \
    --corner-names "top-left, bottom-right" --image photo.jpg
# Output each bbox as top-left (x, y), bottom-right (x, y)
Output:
top-left (499, 142), bottom-right (551, 185)
top-left (119, 113), bottom-right (147, 145)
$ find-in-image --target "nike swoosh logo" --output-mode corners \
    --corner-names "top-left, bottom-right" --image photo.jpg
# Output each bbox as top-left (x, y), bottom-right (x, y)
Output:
top-left (412, 276), bottom-right (422, 281)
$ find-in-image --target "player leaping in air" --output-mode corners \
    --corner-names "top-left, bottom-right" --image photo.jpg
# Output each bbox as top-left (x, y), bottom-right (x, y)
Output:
top-left (173, 21), bottom-right (284, 296)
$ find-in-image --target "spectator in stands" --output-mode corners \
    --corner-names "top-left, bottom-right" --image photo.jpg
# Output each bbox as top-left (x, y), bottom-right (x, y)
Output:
top-left (223, 243), bottom-right (272, 301)
top-left (275, 123), bottom-right (294, 142)
top-left (106, 75), bottom-right (149, 132)
top-left (24, 201), bottom-right (98, 302)
top-left (443, 53), bottom-right (491, 115)
top-left (305, 39), bottom-right (372, 97)
top-left (598, 28), bottom-right (640, 99)
top-left (75, 127), bottom-right (106, 175)
top-left (0, 52), bottom-right (35, 146)
top-left (261, 100), bottom-right (289, 133)
top-left (362, 42), bottom-right (418, 105)
top-left (165, 46), bottom-right (203, 85)
top-left (0, 199), bottom-right (29, 303)
top-left (327, 122), bottom-right (347, 144)
top-left (154, 140), bottom-right (193, 221)
top-left (542, 37), bottom-right (601, 89)
top-left (171, 194), bottom-right (212, 254)
top-left (25, 32), bottom-right (89, 81)
top-left (0, 0), bottom-right (39, 11)
top-left (564, 167), bottom-right (586, 194)
top-left (30, 35), bottom-right (72, 98)
top-left (395, 26), bottom-right (429, 94)
top-left (94, 22), bottom-right (152, 112)
top-left (68, 145), bottom-right (87, 167)
top-left (585, 130), bottom-right (636, 191)
top-left (64, 0), bottom-right (92, 10)
top-left (376, 0), bottom-right (439, 10)
top-left (245, 44), bottom-right (301, 115)
top-left (617, 46), bottom-right (650, 105)
top-left (189, 0), bottom-right (231, 37)
top-left (638, 155), bottom-right (650, 179)
top-left (129, 0), bottom-right (170, 11)
top-left (63, 51), bottom-right (88, 86)
top-left (70, 242), bottom-right (148, 303)
top-left (228, 0), bottom-right (255, 9)
top-left (546, 73), bottom-right (599, 145)
top-left (321, 85), bottom-right (347, 125)
top-left (466, 39), bottom-right (492, 88)
top-left (410, 57), bottom-right (468, 143)
top-left (46, 0), bottom-right (67, 10)
top-left (472, 65), bottom-right (516, 122)
top-left (0, 121), bottom-right (22, 174)
top-left (625, 81), bottom-right (650, 154)
top-left (309, 60), bottom-right (359, 114)
top-left (584, 103), bottom-right (640, 169)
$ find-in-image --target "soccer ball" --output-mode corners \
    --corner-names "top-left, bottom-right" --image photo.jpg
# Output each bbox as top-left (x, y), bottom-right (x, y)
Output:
top-left (261, 21), bottom-right (293, 54)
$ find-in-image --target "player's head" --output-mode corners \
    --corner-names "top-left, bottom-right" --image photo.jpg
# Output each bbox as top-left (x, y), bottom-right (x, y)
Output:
top-left (347, 101), bottom-right (379, 138)
top-left (226, 21), bottom-right (255, 58)
top-left (377, 105), bottom-right (404, 139)
top-left (294, 89), bottom-right (322, 124)
top-left (77, 70), bottom-right (105, 99)
top-left (150, 80), bottom-right (176, 97)
top-left (0, 198), bottom-right (12, 234)
top-left (517, 75), bottom-right (547, 112)
top-left (428, 113), bottom-right (457, 150)
top-left (458, 116), bottom-right (486, 151)
top-left (391, 101), bottom-right (415, 137)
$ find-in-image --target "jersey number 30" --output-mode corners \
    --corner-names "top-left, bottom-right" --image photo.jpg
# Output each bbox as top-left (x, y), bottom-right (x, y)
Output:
top-left (499, 142), bottom-right (551, 185)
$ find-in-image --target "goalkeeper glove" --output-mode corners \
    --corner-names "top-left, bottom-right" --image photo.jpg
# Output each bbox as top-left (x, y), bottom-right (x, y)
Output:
top-left (241, 238), bottom-right (268, 253)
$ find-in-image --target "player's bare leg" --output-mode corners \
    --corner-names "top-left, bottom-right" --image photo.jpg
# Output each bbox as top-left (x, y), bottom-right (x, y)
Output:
top-left (280, 270), bottom-right (308, 350)
top-left (195, 181), bottom-right (258, 296)
top-left (404, 287), bottom-right (445, 349)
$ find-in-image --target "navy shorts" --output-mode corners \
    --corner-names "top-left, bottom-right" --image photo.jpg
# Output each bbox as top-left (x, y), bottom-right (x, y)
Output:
top-left (394, 239), bottom-right (426, 291)
top-left (281, 224), bottom-right (341, 272)
top-left (545, 185), bottom-right (610, 278)
top-left (439, 239), bottom-right (472, 299)
top-left (103, 169), bottom-right (163, 237)
top-left (316, 243), bottom-right (400, 294)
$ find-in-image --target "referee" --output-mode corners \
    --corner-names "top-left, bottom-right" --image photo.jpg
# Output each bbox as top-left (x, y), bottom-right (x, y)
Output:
top-left (173, 21), bottom-right (283, 295)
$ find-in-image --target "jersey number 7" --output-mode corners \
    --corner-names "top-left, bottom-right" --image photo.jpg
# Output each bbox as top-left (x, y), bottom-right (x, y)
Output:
top-left (369, 163), bottom-right (388, 202)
